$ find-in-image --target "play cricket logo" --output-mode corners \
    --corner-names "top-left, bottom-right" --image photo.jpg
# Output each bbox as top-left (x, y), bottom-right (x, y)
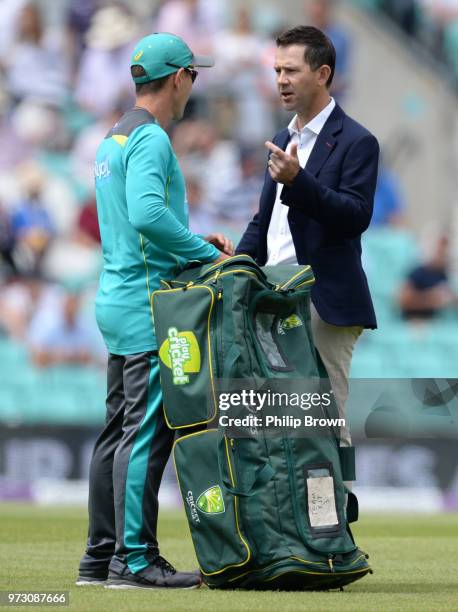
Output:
top-left (159, 327), bottom-right (201, 385)
top-left (196, 486), bottom-right (225, 515)
top-left (278, 314), bottom-right (303, 334)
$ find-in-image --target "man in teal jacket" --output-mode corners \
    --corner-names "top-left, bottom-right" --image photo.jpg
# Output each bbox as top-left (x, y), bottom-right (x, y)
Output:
top-left (77, 33), bottom-right (231, 590)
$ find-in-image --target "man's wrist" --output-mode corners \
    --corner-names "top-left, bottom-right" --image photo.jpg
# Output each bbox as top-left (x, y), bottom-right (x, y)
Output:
top-left (209, 244), bottom-right (221, 261)
top-left (281, 168), bottom-right (302, 201)
top-left (285, 167), bottom-right (300, 187)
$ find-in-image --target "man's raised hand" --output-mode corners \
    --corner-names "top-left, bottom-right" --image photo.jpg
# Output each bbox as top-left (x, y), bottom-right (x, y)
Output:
top-left (265, 141), bottom-right (300, 186)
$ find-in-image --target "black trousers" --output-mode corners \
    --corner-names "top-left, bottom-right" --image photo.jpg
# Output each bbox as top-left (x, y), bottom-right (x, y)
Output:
top-left (79, 352), bottom-right (174, 576)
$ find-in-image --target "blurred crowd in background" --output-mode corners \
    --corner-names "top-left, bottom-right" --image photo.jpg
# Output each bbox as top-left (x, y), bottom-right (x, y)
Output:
top-left (376, 0), bottom-right (458, 82)
top-left (0, 0), bottom-right (456, 373)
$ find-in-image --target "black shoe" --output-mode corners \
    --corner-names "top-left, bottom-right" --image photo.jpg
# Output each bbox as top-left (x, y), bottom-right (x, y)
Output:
top-left (105, 555), bottom-right (202, 590)
top-left (77, 552), bottom-right (110, 586)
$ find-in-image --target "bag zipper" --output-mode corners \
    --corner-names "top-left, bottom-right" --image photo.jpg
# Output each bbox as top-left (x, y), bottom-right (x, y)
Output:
top-left (202, 268), bottom-right (271, 287)
top-left (279, 266), bottom-right (315, 290)
top-left (282, 435), bottom-right (312, 549)
top-left (214, 285), bottom-right (224, 377)
top-left (221, 435), bottom-right (252, 572)
top-left (225, 552), bottom-right (370, 585)
top-left (202, 254), bottom-right (268, 280)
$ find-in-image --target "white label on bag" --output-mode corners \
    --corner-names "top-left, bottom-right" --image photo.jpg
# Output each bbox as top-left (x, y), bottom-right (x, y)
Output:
top-left (307, 475), bottom-right (339, 528)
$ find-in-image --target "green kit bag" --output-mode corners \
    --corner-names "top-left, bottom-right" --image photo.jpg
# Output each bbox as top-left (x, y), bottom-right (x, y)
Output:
top-left (152, 255), bottom-right (371, 590)
top-left (152, 256), bottom-right (318, 428)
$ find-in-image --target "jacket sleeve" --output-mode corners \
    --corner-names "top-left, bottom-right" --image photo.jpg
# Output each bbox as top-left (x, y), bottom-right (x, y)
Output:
top-left (235, 211), bottom-right (260, 258)
top-left (125, 126), bottom-right (220, 263)
top-left (280, 133), bottom-right (379, 238)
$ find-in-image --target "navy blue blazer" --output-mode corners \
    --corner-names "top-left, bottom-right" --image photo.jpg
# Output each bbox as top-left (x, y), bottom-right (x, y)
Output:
top-left (236, 103), bottom-right (379, 329)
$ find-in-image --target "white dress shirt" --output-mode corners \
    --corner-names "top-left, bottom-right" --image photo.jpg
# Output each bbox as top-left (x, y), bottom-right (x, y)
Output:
top-left (266, 97), bottom-right (336, 265)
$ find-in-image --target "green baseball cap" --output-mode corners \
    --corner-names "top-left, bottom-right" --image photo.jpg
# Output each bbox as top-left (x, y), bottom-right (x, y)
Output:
top-left (130, 32), bottom-right (214, 83)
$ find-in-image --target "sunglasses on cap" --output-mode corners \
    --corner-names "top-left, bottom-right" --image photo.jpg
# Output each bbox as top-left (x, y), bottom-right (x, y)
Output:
top-left (166, 62), bottom-right (198, 83)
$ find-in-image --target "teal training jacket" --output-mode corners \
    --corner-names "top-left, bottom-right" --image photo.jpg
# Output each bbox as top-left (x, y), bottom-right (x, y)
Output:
top-left (94, 108), bottom-right (219, 355)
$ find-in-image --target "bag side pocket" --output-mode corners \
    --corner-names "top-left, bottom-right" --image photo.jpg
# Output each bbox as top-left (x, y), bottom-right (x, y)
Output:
top-left (173, 430), bottom-right (252, 576)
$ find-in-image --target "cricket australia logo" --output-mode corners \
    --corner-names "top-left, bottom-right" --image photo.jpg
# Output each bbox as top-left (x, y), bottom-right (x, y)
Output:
top-left (196, 486), bottom-right (225, 515)
top-left (159, 328), bottom-right (201, 385)
top-left (186, 491), bottom-right (200, 523)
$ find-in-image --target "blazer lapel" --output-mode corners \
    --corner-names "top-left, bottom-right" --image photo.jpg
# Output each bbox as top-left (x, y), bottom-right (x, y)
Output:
top-left (305, 104), bottom-right (344, 177)
top-left (260, 128), bottom-right (290, 228)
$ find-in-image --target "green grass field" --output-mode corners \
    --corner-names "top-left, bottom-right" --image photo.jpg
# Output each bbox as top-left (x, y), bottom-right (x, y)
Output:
top-left (1, 504), bottom-right (457, 611)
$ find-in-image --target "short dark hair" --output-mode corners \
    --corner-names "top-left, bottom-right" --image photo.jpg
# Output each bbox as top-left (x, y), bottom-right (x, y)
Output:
top-left (131, 65), bottom-right (171, 95)
top-left (276, 26), bottom-right (335, 87)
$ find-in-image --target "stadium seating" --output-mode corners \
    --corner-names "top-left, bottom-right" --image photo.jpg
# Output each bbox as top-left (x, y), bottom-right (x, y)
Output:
top-left (0, 229), bottom-right (455, 425)
top-left (352, 229), bottom-right (457, 379)
top-left (0, 338), bottom-right (105, 425)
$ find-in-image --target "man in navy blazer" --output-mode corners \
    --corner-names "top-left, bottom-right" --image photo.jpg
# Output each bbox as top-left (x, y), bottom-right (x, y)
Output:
top-left (237, 25), bottom-right (379, 447)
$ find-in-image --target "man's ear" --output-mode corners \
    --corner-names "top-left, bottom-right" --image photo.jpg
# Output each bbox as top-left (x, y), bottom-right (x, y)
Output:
top-left (317, 64), bottom-right (332, 87)
top-left (173, 67), bottom-right (185, 89)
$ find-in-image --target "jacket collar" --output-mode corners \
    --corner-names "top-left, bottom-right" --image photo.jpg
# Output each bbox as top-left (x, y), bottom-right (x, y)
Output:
top-left (287, 97), bottom-right (336, 138)
top-left (276, 103), bottom-right (345, 176)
